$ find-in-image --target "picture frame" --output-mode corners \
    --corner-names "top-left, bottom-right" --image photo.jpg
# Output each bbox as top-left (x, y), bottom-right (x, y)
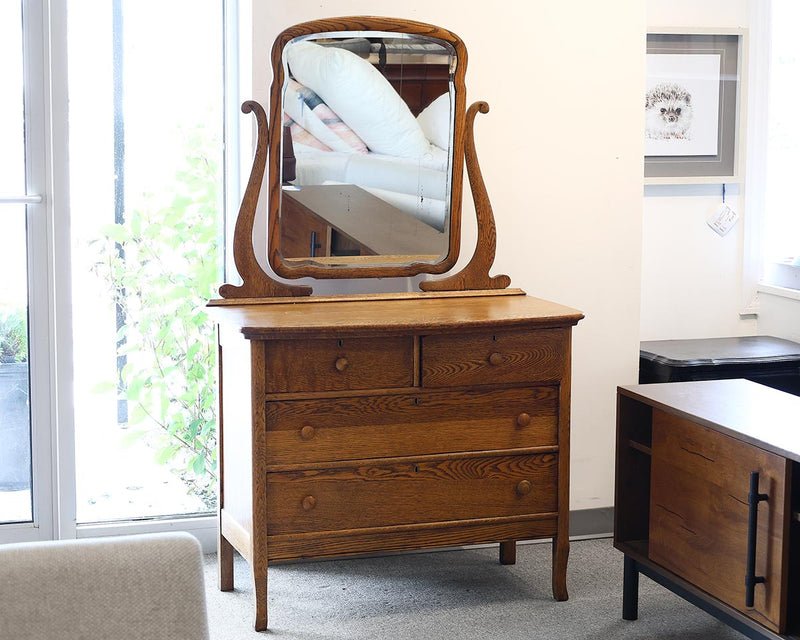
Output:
top-left (644, 29), bottom-right (746, 185)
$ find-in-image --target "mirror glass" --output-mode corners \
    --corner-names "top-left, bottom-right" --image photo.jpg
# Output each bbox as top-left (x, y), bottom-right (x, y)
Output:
top-left (277, 31), bottom-right (457, 270)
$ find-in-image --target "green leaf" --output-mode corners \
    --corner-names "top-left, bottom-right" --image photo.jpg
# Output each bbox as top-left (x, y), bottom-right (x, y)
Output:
top-left (99, 224), bottom-right (128, 243)
top-left (91, 381), bottom-right (116, 394)
top-left (128, 404), bottom-right (148, 426)
top-left (129, 210), bottom-right (142, 237)
top-left (187, 418), bottom-right (202, 439)
top-left (186, 341), bottom-right (201, 362)
top-left (155, 445), bottom-right (180, 465)
top-left (120, 429), bottom-right (147, 447)
top-left (126, 376), bottom-right (146, 402)
top-left (191, 455), bottom-right (206, 475)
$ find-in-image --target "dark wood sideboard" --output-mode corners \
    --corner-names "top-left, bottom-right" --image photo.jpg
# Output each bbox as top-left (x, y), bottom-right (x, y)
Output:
top-left (615, 379), bottom-right (800, 639)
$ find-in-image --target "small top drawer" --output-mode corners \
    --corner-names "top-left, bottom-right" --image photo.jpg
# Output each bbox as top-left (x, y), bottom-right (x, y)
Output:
top-left (421, 328), bottom-right (569, 388)
top-left (264, 336), bottom-right (414, 394)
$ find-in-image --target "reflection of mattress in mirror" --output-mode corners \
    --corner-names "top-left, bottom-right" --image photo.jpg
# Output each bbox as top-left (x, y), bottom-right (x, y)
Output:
top-left (359, 186), bottom-right (446, 232)
top-left (292, 147), bottom-right (349, 185)
top-left (282, 184), bottom-right (447, 258)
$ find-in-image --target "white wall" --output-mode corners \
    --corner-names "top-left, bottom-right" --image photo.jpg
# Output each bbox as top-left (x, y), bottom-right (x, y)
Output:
top-left (759, 290), bottom-right (800, 343)
top-left (642, 0), bottom-right (800, 344)
top-left (641, 0), bottom-right (758, 340)
top-left (640, 184), bottom-right (755, 339)
top-left (246, 1), bottom-right (646, 511)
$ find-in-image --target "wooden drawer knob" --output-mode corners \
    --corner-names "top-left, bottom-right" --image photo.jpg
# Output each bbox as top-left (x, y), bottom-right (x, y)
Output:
top-left (516, 413), bottom-right (531, 428)
top-left (489, 352), bottom-right (504, 366)
top-left (300, 425), bottom-right (315, 440)
top-left (334, 357), bottom-right (349, 372)
top-left (516, 480), bottom-right (532, 496)
top-left (301, 495), bottom-right (317, 511)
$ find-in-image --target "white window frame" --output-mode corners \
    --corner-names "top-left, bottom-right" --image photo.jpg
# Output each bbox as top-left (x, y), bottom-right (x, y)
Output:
top-left (0, 0), bottom-right (65, 545)
top-left (2, 0), bottom-right (241, 553)
top-left (744, 0), bottom-right (800, 307)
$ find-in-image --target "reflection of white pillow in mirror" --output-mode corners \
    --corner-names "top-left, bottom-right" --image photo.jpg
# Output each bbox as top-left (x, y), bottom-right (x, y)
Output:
top-left (417, 93), bottom-right (451, 151)
top-left (283, 79), bottom-right (368, 154)
top-left (285, 40), bottom-right (432, 158)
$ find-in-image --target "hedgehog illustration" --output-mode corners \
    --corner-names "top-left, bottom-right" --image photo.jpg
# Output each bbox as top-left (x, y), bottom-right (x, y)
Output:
top-left (645, 82), bottom-right (693, 140)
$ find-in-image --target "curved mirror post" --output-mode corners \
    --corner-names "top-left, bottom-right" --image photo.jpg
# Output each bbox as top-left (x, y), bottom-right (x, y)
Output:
top-left (270, 24), bottom-right (463, 278)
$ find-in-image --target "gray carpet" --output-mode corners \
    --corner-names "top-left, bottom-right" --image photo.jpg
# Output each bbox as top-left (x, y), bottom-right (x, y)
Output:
top-left (203, 537), bottom-right (744, 639)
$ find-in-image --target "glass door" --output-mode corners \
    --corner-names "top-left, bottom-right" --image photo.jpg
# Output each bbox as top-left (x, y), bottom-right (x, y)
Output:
top-left (0, 0), bottom-right (34, 526)
top-left (2, 0), bottom-right (229, 546)
top-left (68, 0), bottom-right (225, 525)
top-left (0, 0), bottom-right (58, 543)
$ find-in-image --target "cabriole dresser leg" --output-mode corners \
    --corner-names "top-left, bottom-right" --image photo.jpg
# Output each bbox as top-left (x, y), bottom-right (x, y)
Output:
top-left (253, 572), bottom-right (268, 631)
top-left (218, 531), bottom-right (234, 592)
top-left (552, 534), bottom-right (569, 601)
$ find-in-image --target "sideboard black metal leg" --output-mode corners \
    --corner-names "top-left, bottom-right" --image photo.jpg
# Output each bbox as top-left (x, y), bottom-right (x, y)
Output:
top-left (623, 554), bottom-right (639, 621)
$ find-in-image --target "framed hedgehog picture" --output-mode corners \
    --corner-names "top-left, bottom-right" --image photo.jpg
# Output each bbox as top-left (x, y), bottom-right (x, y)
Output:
top-left (644, 30), bottom-right (745, 184)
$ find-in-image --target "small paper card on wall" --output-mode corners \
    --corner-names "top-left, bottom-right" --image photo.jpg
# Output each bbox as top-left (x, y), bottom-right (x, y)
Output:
top-left (707, 203), bottom-right (739, 236)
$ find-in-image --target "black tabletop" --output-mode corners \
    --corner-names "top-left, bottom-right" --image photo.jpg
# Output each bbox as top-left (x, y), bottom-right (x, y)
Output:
top-left (639, 335), bottom-right (800, 366)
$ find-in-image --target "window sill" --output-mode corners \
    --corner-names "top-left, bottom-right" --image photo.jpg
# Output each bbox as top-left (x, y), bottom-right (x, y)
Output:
top-left (758, 283), bottom-right (800, 301)
top-left (760, 262), bottom-right (800, 299)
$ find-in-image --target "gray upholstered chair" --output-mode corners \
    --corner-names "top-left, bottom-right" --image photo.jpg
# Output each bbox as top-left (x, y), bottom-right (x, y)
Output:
top-left (0, 532), bottom-right (209, 640)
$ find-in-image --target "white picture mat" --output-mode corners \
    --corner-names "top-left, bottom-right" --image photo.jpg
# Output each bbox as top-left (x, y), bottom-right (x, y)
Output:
top-left (645, 53), bottom-right (721, 157)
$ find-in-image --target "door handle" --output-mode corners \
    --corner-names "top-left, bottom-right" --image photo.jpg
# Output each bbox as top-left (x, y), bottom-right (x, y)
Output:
top-left (745, 471), bottom-right (768, 608)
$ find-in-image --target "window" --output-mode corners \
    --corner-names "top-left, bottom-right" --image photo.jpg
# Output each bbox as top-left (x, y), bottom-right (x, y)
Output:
top-left (762, 0), bottom-right (800, 290)
top-left (68, 0), bottom-right (225, 524)
top-left (0, 0), bottom-right (33, 524)
top-left (1, 0), bottom-right (234, 547)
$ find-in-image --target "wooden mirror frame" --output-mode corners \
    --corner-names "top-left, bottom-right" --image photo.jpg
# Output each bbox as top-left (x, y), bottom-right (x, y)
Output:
top-left (217, 16), bottom-right (510, 300)
top-left (269, 17), bottom-right (466, 280)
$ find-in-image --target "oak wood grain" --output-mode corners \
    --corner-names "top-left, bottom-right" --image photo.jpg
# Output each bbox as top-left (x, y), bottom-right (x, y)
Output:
top-left (207, 287), bottom-right (527, 307)
top-left (249, 340), bottom-right (270, 631)
top-left (209, 294), bottom-right (583, 340)
top-left (264, 336), bottom-right (414, 393)
top-left (553, 330), bottom-right (573, 601)
top-left (267, 17), bottom-right (467, 282)
top-left (420, 101), bottom-right (510, 292)
top-left (421, 328), bottom-right (568, 388)
top-left (265, 386), bottom-right (558, 466)
top-left (213, 15), bottom-right (585, 631)
top-left (267, 514), bottom-right (558, 561)
top-left (217, 102), bottom-right (311, 299)
top-left (266, 453), bottom-right (557, 535)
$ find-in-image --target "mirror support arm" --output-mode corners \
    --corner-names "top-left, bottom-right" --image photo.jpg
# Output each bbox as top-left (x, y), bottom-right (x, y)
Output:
top-left (218, 101), bottom-right (312, 299)
top-left (420, 101), bottom-right (510, 292)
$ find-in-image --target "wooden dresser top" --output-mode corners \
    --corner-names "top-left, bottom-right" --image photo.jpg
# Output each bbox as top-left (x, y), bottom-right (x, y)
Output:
top-left (208, 292), bottom-right (583, 339)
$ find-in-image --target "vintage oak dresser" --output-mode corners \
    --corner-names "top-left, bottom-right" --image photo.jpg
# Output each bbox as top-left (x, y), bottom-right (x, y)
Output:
top-left (208, 17), bottom-right (583, 629)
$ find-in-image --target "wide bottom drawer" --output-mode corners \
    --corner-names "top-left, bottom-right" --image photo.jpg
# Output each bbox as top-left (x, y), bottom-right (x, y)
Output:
top-left (266, 453), bottom-right (558, 535)
top-left (267, 515), bottom-right (559, 562)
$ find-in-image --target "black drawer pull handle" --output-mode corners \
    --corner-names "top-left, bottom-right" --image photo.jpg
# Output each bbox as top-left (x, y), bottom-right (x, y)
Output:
top-left (745, 471), bottom-right (768, 607)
